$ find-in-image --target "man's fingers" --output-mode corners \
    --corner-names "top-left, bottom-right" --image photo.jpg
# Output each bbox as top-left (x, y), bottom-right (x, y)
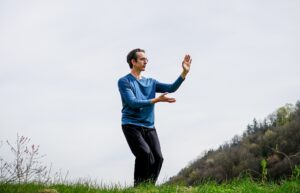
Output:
top-left (184, 54), bottom-right (191, 63)
top-left (167, 98), bottom-right (176, 103)
top-left (184, 55), bottom-right (189, 61)
top-left (165, 97), bottom-right (176, 102)
top-left (159, 92), bottom-right (176, 103)
top-left (186, 55), bottom-right (190, 61)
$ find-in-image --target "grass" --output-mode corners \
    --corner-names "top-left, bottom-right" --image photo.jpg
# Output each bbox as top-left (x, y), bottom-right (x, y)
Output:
top-left (0, 178), bottom-right (300, 193)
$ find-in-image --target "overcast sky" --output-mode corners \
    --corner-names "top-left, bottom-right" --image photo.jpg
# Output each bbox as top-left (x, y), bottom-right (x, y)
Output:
top-left (1, 0), bottom-right (299, 186)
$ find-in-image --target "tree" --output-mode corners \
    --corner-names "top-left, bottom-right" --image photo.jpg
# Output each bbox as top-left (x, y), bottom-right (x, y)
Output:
top-left (275, 103), bottom-right (294, 126)
top-left (0, 135), bottom-right (50, 184)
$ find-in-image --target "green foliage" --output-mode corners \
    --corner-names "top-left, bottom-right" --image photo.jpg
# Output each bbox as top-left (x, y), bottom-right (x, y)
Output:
top-left (292, 165), bottom-right (300, 179)
top-left (260, 159), bottom-right (267, 182)
top-left (275, 104), bottom-right (294, 127)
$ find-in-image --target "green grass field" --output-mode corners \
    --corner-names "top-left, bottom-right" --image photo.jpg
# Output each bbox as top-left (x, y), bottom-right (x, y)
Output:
top-left (1, 178), bottom-right (300, 193)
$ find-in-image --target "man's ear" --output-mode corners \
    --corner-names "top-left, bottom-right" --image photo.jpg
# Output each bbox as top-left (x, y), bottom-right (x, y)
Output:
top-left (131, 59), bottom-right (136, 66)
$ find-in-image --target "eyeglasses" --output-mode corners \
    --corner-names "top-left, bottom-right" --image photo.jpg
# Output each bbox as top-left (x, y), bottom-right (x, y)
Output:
top-left (138, 57), bottom-right (148, 62)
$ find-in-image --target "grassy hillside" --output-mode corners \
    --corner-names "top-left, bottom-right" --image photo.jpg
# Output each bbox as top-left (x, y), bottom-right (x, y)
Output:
top-left (1, 178), bottom-right (300, 193)
top-left (168, 101), bottom-right (300, 185)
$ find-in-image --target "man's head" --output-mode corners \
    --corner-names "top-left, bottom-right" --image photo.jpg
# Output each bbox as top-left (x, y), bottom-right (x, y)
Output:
top-left (127, 48), bottom-right (148, 71)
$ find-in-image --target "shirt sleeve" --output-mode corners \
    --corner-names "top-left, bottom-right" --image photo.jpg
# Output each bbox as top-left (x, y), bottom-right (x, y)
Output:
top-left (155, 75), bottom-right (185, 93)
top-left (118, 78), bottom-right (153, 108)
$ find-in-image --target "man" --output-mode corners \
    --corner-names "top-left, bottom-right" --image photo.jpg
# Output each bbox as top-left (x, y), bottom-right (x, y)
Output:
top-left (118, 48), bottom-right (191, 186)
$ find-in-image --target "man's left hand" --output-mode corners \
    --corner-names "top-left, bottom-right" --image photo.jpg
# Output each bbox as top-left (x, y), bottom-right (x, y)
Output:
top-left (182, 54), bottom-right (192, 73)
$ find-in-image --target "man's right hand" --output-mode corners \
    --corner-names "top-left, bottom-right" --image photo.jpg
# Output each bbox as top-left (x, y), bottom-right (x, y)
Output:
top-left (151, 92), bottom-right (176, 104)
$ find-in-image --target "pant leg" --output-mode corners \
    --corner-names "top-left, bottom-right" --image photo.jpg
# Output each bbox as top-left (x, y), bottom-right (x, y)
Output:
top-left (122, 124), bottom-right (155, 186)
top-left (145, 128), bottom-right (164, 183)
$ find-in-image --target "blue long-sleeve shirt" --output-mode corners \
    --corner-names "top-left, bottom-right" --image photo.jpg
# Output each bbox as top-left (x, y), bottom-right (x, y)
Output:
top-left (118, 73), bottom-right (185, 128)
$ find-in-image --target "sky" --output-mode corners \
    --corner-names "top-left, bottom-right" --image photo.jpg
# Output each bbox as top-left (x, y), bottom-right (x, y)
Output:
top-left (0, 0), bottom-right (300, 186)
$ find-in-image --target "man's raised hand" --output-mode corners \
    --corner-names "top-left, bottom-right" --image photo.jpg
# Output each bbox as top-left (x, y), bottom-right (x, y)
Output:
top-left (182, 54), bottom-right (192, 73)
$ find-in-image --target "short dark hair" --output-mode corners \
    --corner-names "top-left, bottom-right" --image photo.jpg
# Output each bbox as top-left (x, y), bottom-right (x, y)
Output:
top-left (127, 48), bottom-right (145, 69)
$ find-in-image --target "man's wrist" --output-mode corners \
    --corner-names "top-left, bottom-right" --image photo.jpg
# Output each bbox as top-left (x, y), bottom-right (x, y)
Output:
top-left (181, 71), bottom-right (188, 79)
top-left (151, 98), bottom-right (159, 104)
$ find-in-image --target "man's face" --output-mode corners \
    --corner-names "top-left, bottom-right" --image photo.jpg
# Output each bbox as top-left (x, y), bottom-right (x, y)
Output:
top-left (132, 52), bottom-right (148, 71)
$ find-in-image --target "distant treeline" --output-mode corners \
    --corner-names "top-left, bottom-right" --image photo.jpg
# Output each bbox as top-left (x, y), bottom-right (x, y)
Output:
top-left (168, 101), bottom-right (300, 185)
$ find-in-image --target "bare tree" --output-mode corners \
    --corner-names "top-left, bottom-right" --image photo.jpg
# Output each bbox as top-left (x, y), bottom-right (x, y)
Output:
top-left (0, 134), bottom-right (51, 184)
top-left (0, 140), bottom-right (10, 181)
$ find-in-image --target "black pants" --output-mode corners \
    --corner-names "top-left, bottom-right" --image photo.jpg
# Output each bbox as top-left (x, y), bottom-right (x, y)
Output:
top-left (122, 124), bottom-right (164, 186)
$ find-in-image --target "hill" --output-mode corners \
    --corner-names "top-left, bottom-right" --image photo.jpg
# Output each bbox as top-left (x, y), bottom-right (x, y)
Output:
top-left (168, 101), bottom-right (300, 185)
